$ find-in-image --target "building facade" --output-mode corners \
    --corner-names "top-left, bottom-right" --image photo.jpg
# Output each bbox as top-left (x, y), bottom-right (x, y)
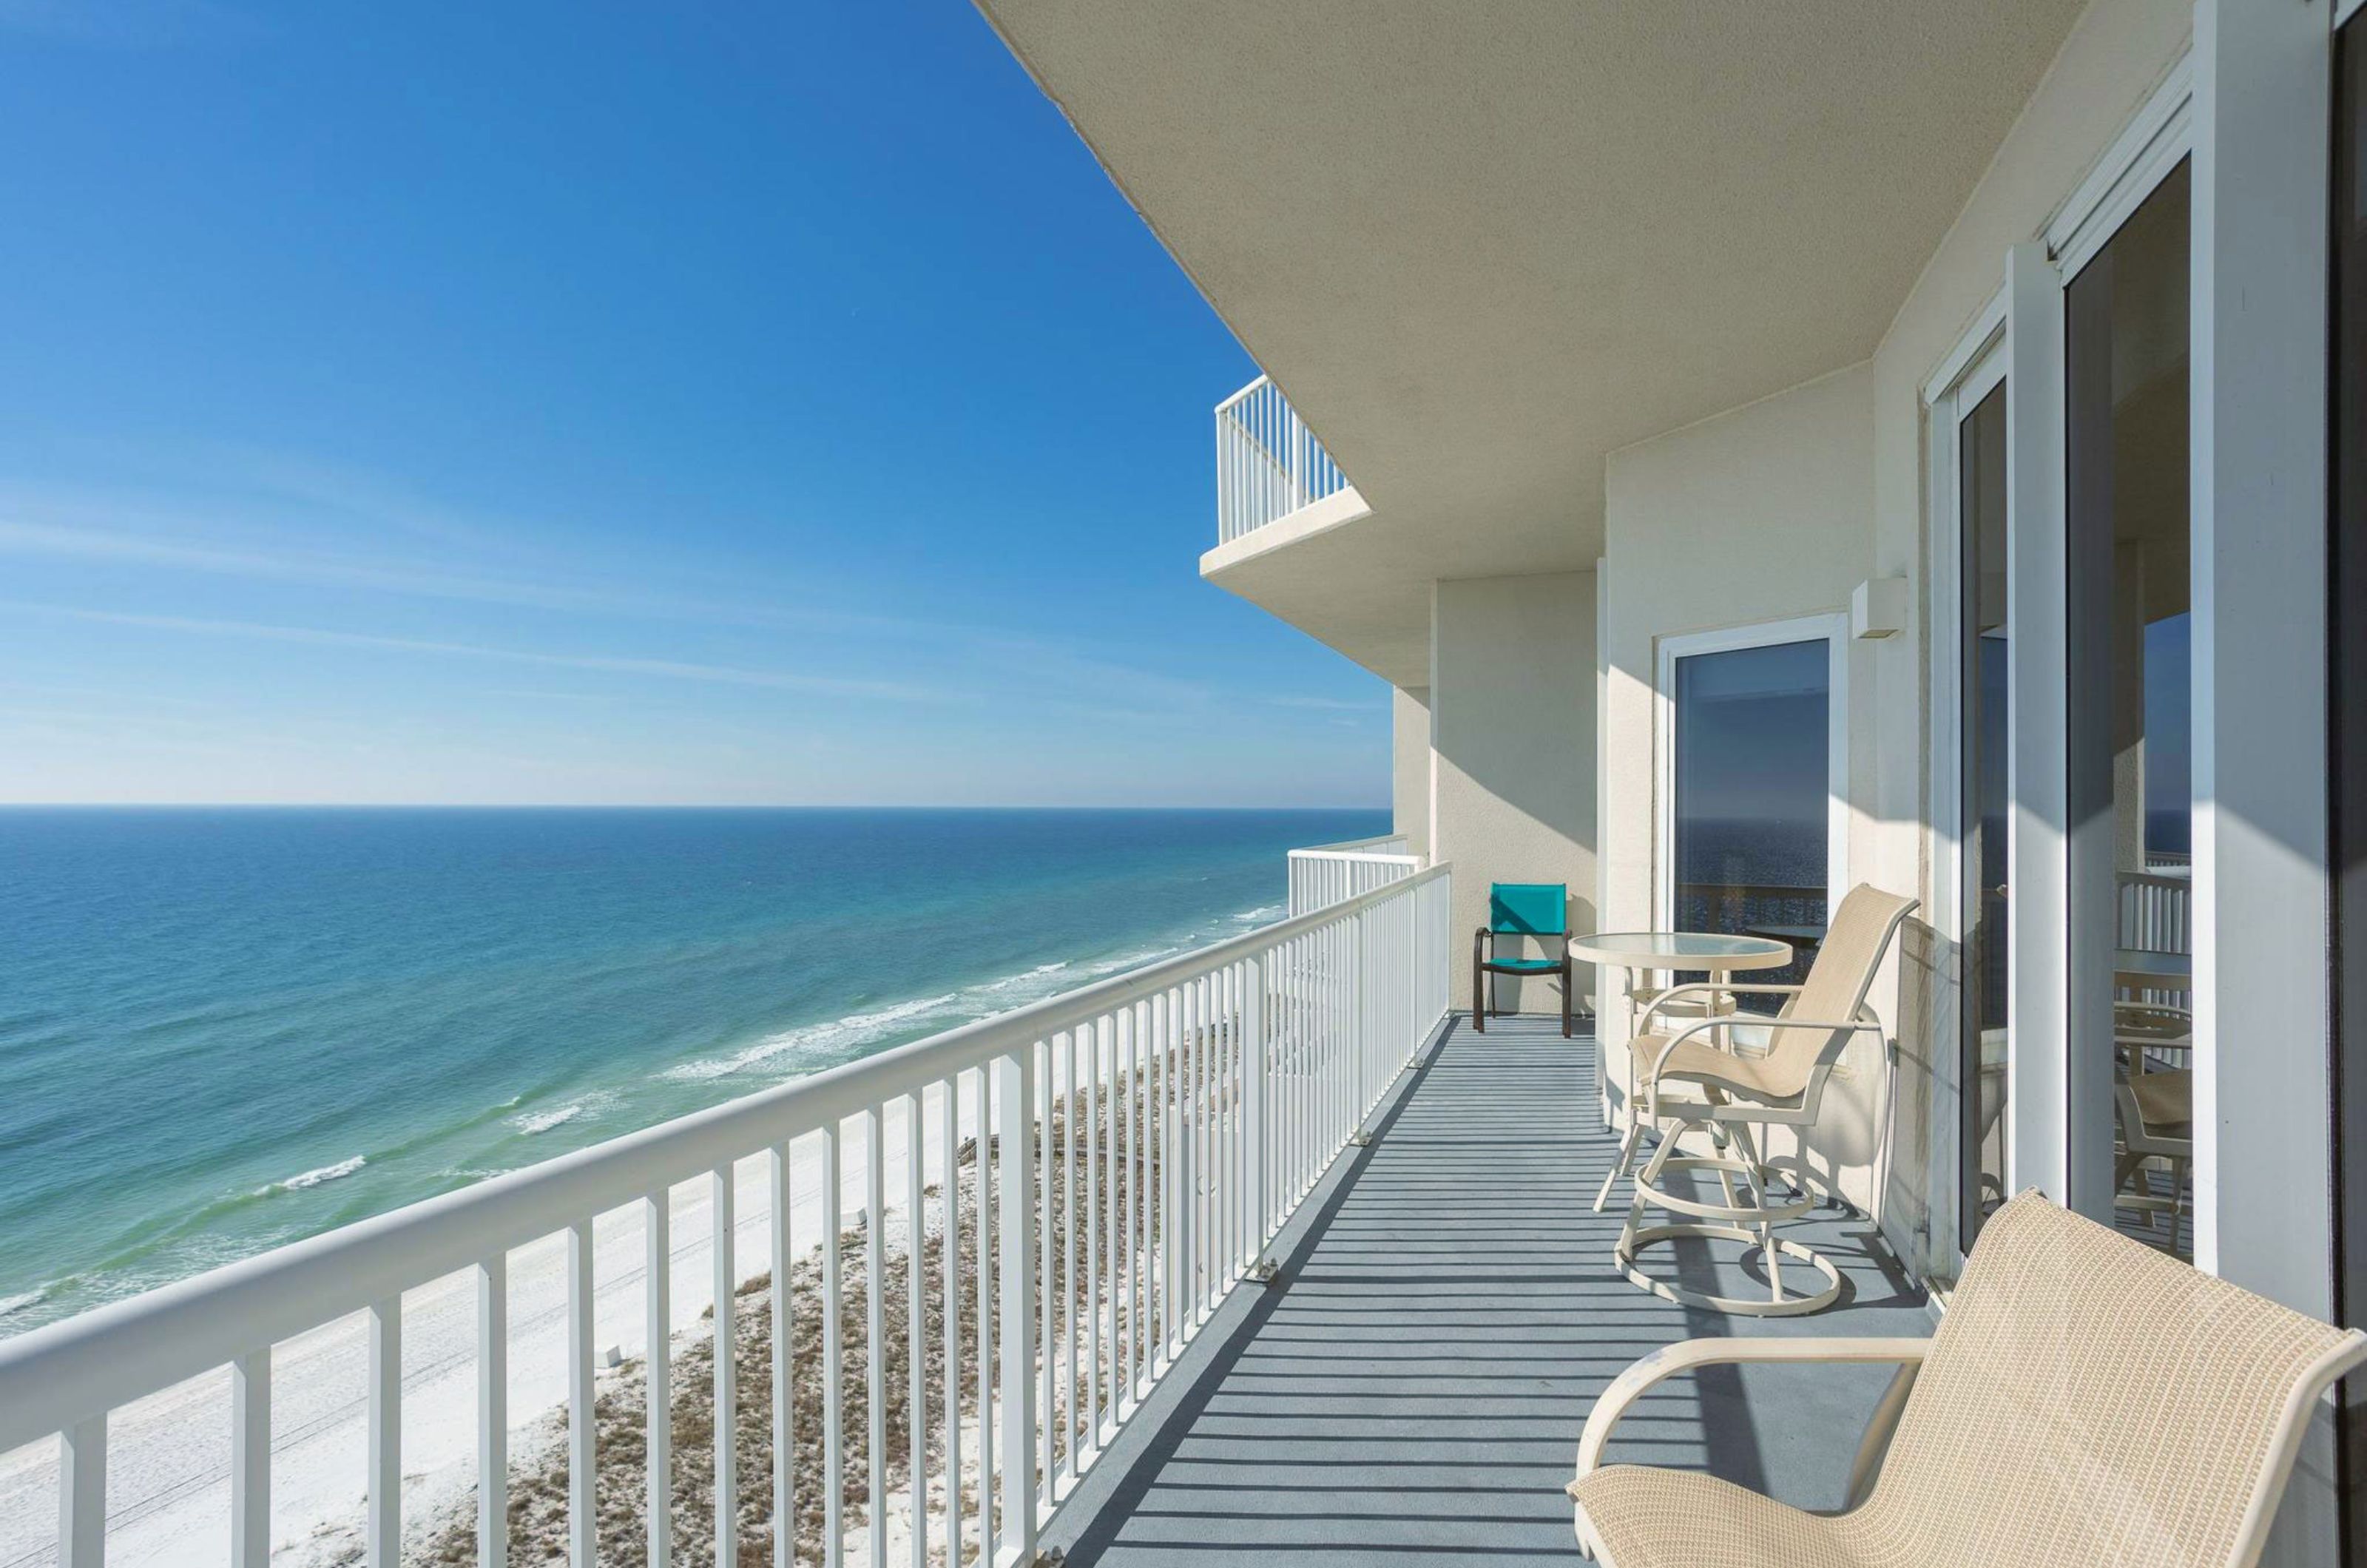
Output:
top-left (979, 0), bottom-right (2367, 1555)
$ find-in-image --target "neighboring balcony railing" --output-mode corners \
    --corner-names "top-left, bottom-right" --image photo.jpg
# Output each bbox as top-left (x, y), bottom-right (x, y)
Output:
top-left (1288, 835), bottom-right (1420, 917)
top-left (1214, 374), bottom-right (1350, 545)
top-left (0, 865), bottom-right (1453, 1568)
top-left (1673, 880), bottom-right (1828, 985)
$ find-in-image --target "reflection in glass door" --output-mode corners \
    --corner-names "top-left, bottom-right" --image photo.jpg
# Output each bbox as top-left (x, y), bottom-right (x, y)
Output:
top-left (2332, 12), bottom-right (2367, 1538)
top-left (1958, 380), bottom-right (2009, 1251)
top-left (1669, 635), bottom-right (1835, 987)
top-left (2065, 159), bottom-right (2192, 1258)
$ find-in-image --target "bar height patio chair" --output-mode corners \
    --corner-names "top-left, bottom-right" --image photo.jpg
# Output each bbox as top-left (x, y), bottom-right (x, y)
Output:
top-left (1473, 881), bottom-right (1574, 1037)
top-left (1570, 1189), bottom-right (2367, 1567)
top-left (1603, 883), bottom-right (1917, 1315)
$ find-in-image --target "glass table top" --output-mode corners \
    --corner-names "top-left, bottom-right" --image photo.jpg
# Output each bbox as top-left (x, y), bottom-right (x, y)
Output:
top-left (1566, 930), bottom-right (1794, 968)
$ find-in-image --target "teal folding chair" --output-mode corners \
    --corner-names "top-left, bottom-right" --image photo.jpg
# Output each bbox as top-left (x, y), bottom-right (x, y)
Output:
top-left (1473, 882), bottom-right (1573, 1037)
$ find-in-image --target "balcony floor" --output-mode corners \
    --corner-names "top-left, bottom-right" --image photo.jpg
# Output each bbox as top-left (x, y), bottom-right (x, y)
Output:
top-left (1054, 1013), bottom-right (1934, 1566)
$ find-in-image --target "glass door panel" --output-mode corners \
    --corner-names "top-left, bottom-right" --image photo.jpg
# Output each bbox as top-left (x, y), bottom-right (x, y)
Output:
top-left (2332, 11), bottom-right (2367, 1538)
top-left (1959, 380), bottom-right (2009, 1251)
top-left (1671, 638), bottom-right (1832, 987)
top-left (2065, 158), bottom-right (2192, 1258)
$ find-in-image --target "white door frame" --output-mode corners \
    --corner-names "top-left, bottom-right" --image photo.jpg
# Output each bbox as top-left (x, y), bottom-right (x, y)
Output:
top-left (1652, 613), bottom-right (1851, 934)
top-left (1927, 312), bottom-right (2008, 964)
top-left (1925, 307), bottom-right (2008, 1261)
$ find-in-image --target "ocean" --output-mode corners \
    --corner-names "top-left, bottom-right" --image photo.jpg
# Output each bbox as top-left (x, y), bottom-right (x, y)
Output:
top-left (0, 805), bottom-right (1383, 1336)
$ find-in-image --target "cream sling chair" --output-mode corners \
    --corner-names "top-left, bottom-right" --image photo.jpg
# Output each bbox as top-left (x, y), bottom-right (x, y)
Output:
top-left (1568, 1190), bottom-right (2367, 1568)
top-left (1600, 884), bottom-right (1917, 1316)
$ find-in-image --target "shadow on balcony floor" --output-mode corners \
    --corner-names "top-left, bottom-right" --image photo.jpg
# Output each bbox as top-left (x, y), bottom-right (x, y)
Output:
top-left (1056, 1013), bottom-right (1931, 1566)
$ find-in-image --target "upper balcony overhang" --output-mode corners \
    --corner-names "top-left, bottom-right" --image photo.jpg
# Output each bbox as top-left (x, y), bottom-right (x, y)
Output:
top-left (979, 0), bottom-right (2089, 682)
top-left (1202, 373), bottom-right (1423, 682)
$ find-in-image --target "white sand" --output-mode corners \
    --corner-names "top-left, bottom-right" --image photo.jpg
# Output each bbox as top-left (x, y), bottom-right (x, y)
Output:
top-left (0, 1081), bottom-right (990, 1568)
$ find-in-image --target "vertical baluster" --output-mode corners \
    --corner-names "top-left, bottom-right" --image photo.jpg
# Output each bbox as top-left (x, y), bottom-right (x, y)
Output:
top-left (1180, 981), bottom-right (1195, 1325)
top-left (995, 1047), bottom-right (1038, 1561)
top-left (370, 1295), bottom-right (402, 1568)
top-left (58, 1414), bottom-right (104, 1568)
top-left (1036, 1041), bottom-right (1055, 1501)
top-left (1245, 952), bottom-right (1266, 1271)
top-left (939, 1083), bottom-right (962, 1568)
top-left (1084, 1015), bottom-right (1101, 1456)
top-left (1116, 1009), bottom-right (1132, 1406)
top-left (232, 1348), bottom-right (270, 1568)
top-left (478, 1257), bottom-right (508, 1568)
top-left (1352, 907), bottom-right (1368, 1132)
top-left (1189, 976), bottom-right (1205, 1320)
top-left (864, 1108), bottom-right (886, 1568)
top-left (1280, 938), bottom-right (1294, 1204)
top-left (1148, 998), bottom-right (1164, 1367)
top-left (1163, 987), bottom-right (1181, 1361)
top-left (905, 1091), bottom-right (927, 1568)
top-left (972, 1067), bottom-right (994, 1563)
top-left (567, 1223), bottom-right (594, 1568)
top-left (716, 1163), bottom-right (739, 1564)
top-left (1114, 1006), bottom-right (1132, 1405)
top-left (1333, 922), bottom-right (1347, 1144)
top-left (771, 1145), bottom-right (794, 1568)
top-left (646, 1190), bottom-right (672, 1568)
top-left (1061, 1030), bottom-right (1078, 1481)
top-left (1223, 964), bottom-right (1239, 1278)
top-left (823, 1122), bottom-right (845, 1568)
top-left (1198, 973), bottom-right (1213, 1313)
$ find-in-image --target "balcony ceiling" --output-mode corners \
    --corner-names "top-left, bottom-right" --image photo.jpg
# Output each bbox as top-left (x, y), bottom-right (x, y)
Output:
top-left (977, 0), bottom-right (2085, 684)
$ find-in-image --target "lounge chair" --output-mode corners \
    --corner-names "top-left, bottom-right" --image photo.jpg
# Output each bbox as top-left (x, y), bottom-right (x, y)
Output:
top-left (1598, 883), bottom-right (1917, 1314)
top-left (1569, 1189), bottom-right (2366, 1567)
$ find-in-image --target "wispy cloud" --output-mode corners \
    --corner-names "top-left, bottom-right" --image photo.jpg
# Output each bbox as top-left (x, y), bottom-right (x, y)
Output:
top-left (0, 517), bottom-right (649, 616)
top-left (4, 601), bottom-right (953, 704)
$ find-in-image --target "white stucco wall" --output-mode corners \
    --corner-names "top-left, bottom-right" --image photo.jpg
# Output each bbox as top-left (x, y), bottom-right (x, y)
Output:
top-left (1599, 363), bottom-right (1883, 1209)
top-left (1391, 685), bottom-right (1432, 859)
top-left (1431, 573), bottom-right (1597, 1019)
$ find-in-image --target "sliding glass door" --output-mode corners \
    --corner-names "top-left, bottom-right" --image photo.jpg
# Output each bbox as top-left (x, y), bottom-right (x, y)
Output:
top-left (1956, 375), bottom-right (2010, 1251)
top-left (1661, 622), bottom-right (1843, 987)
top-left (2064, 158), bottom-right (2192, 1258)
top-left (2333, 9), bottom-right (2367, 1541)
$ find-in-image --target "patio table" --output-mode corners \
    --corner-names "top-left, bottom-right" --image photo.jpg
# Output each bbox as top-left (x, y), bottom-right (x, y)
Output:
top-left (1570, 930), bottom-right (1794, 1302)
top-left (1569, 929), bottom-right (1792, 1129)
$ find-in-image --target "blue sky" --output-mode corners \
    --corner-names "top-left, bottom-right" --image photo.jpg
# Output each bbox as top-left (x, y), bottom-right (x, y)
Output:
top-left (0, 0), bottom-right (1388, 806)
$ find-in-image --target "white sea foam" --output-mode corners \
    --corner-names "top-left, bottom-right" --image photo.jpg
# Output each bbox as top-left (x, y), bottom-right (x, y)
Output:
top-left (1232, 903), bottom-right (1285, 925)
top-left (513, 1104), bottom-right (584, 1132)
top-left (658, 922), bottom-right (1278, 1089)
top-left (1087, 947), bottom-right (1170, 976)
top-left (261, 1155), bottom-right (366, 1195)
top-left (509, 1094), bottom-right (614, 1135)
top-left (0, 1288), bottom-right (47, 1319)
top-left (982, 962), bottom-right (1068, 992)
top-left (663, 993), bottom-right (962, 1082)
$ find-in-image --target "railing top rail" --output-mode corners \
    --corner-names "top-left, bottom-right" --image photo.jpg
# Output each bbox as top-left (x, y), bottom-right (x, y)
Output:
top-left (1291, 851), bottom-right (1420, 868)
top-left (1289, 834), bottom-right (1410, 858)
top-left (0, 862), bottom-right (1451, 1450)
top-left (1213, 372), bottom-right (1272, 416)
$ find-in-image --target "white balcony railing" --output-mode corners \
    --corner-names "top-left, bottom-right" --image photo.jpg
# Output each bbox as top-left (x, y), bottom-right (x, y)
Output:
top-left (1287, 835), bottom-right (1421, 917)
top-left (0, 864), bottom-right (1452, 1568)
top-left (1214, 374), bottom-right (1349, 545)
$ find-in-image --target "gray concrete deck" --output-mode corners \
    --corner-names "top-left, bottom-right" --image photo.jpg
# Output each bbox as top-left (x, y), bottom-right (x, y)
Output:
top-left (1053, 1013), bottom-right (1934, 1566)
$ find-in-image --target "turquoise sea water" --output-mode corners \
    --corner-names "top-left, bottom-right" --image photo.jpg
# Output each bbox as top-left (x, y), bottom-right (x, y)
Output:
top-left (0, 806), bottom-right (1383, 1335)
